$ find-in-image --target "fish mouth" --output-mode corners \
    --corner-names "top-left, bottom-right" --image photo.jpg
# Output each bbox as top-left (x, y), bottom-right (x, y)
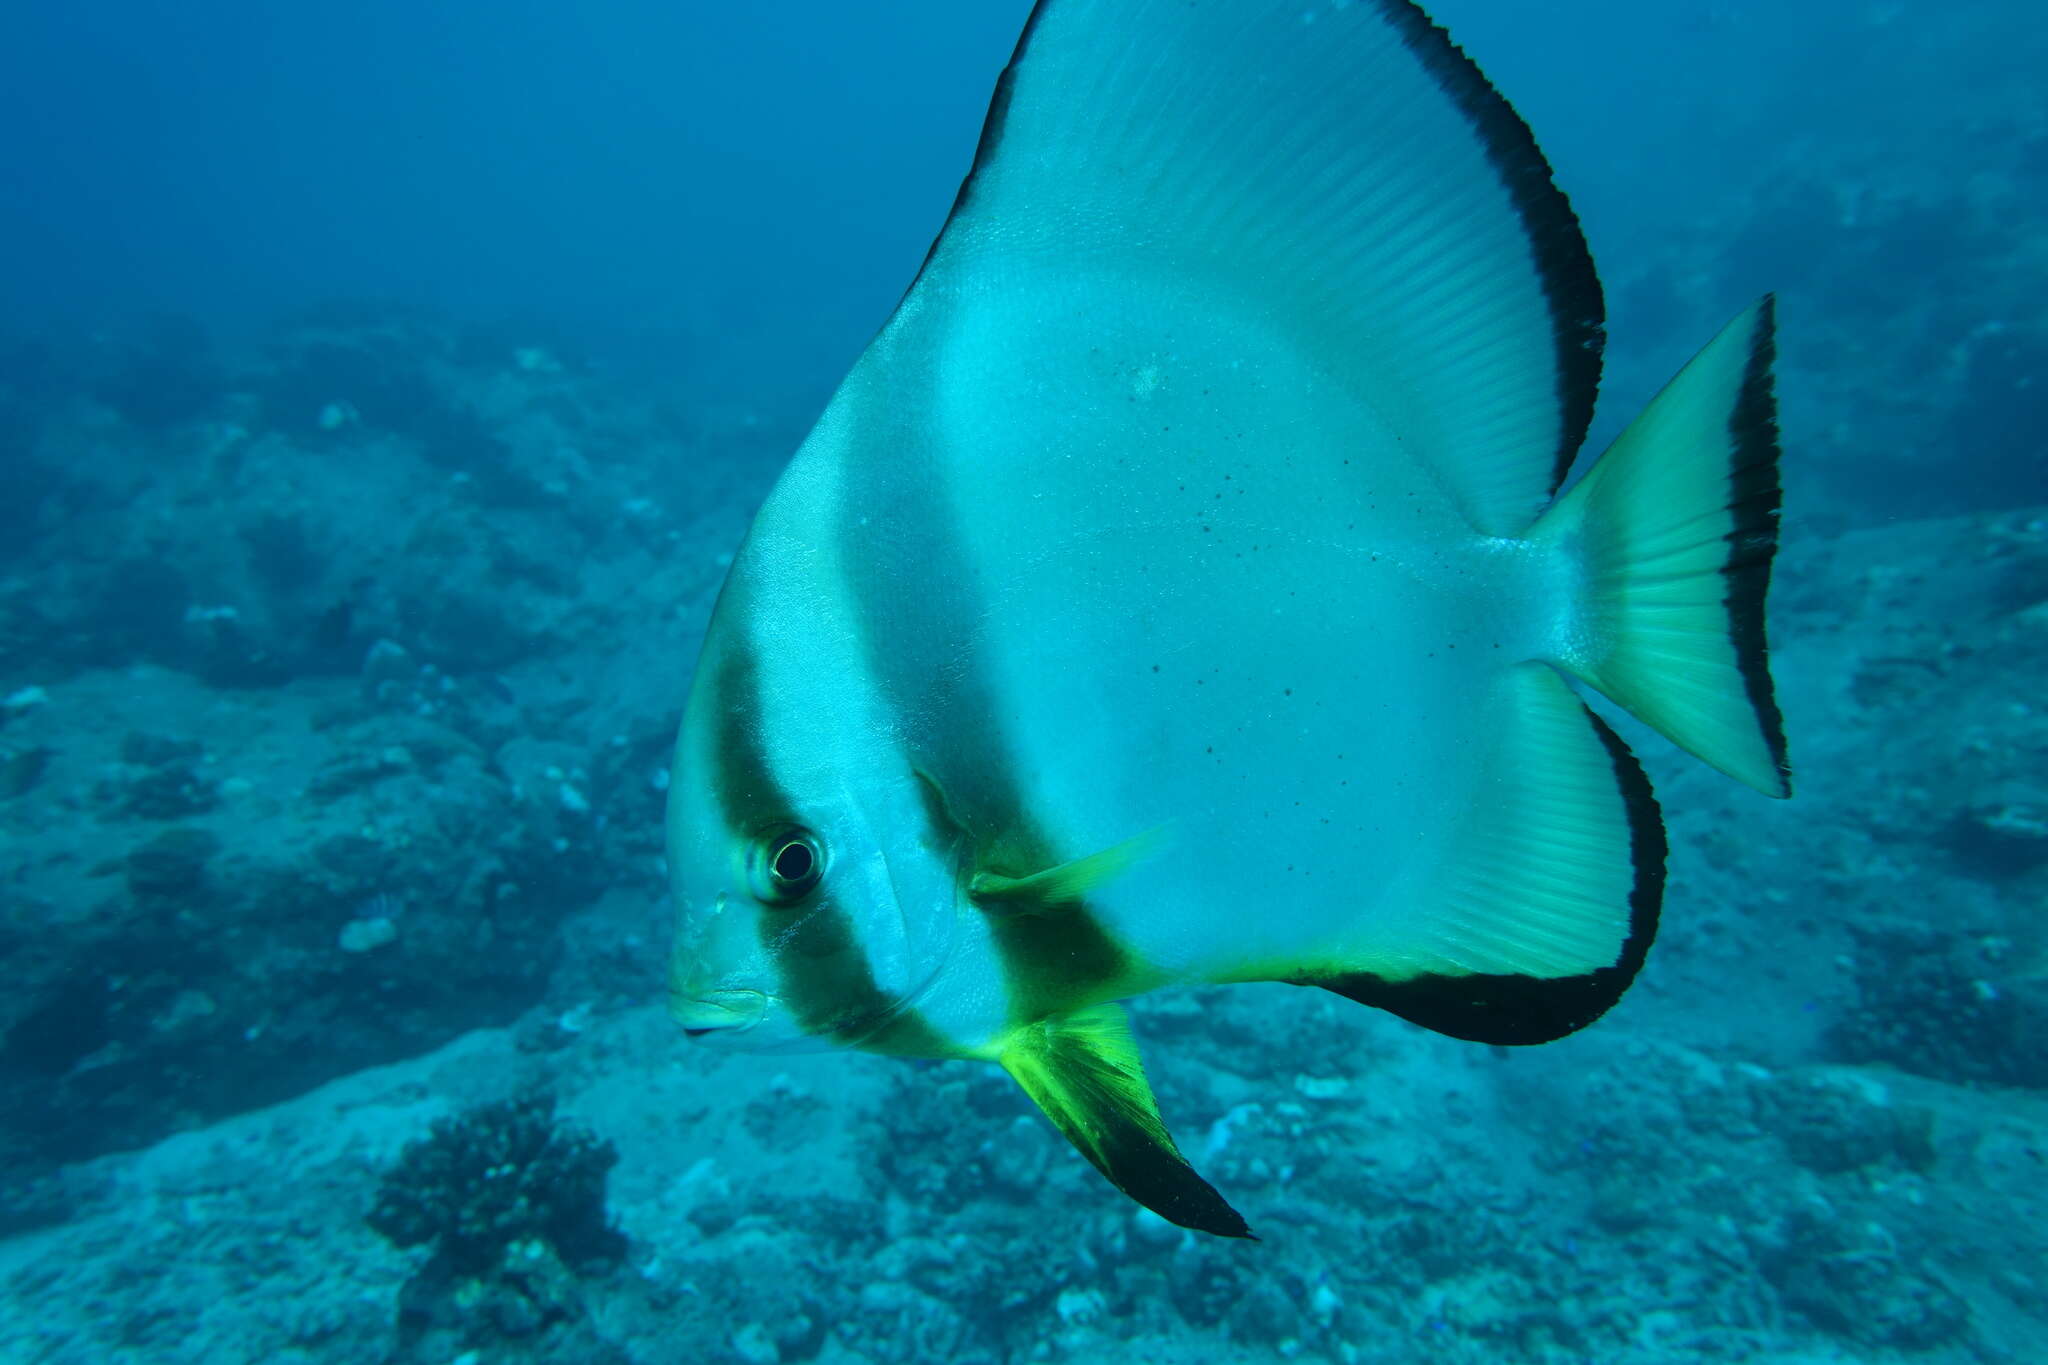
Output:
top-left (670, 988), bottom-right (768, 1038)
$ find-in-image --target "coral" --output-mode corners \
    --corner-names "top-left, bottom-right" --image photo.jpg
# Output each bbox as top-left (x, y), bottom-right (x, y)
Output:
top-left (366, 1094), bottom-right (623, 1278)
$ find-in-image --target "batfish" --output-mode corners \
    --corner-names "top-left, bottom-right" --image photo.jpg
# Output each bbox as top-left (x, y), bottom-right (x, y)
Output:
top-left (667, 0), bottom-right (1790, 1239)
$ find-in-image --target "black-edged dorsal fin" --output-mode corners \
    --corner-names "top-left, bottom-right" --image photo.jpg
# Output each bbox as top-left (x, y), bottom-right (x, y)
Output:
top-left (892, 0), bottom-right (1605, 534)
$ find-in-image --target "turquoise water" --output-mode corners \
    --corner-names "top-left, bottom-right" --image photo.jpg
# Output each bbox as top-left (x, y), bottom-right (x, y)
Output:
top-left (1, 3), bottom-right (2043, 1362)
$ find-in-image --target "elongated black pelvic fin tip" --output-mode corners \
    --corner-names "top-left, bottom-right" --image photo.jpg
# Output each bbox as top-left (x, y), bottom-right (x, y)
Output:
top-left (998, 1003), bottom-right (1253, 1238)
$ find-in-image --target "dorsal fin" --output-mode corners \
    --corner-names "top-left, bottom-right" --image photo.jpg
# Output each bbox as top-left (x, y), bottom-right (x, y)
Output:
top-left (892, 0), bottom-right (1605, 534)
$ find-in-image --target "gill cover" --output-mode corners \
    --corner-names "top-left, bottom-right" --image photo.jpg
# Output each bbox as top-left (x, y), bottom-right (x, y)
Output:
top-left (667, 613), bottom-right (961, 1053)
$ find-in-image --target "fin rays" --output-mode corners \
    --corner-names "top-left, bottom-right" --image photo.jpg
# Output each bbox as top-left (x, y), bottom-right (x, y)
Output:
top-left (1534, 297), bottom-right (1789, 797)
top-left (1293, 667), bottom-right (1664, 1041)
top-left (897, 0), bottom-right (1605, 535)
top-left (998, 1004), bottom-right (1253, 1239)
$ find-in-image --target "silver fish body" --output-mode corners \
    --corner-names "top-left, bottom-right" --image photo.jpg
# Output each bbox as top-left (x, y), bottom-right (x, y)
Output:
top-left (667, 0), bottom-right (1790, 1237)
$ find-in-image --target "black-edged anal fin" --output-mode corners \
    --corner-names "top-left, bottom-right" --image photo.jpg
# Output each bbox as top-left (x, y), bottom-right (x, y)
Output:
top-left (998, 1004), bottom-right (1252, 1239)
top-left (1293, 666), bottom-right (1666, 1045)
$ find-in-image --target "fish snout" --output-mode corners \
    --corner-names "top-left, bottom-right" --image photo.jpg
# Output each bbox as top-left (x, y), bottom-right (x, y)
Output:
top-left (670, 987), bottom-right (769, 1039)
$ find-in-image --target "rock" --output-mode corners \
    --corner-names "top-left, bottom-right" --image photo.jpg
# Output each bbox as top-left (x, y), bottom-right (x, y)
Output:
top-left (117, 760), bottom-right (218, 819)
top-left (359, 638), bottom-right (416, 703)
top-left (771, 1311), bottom-right (819, 1360)
top-left (2, 685), bottom-right (49, 714)
top-left (1760, 1073), bottom-right (1905, 1174)
top-left (731, 1320), bottom-right (782, 1365)
top-left (1761, 1208), bottom-right (1970, 1350)
top-left (0, 745), bottom-right (53, 799)
top-left (125, 826), bottom-right (222, 897)
top-left (181, 603), bottom-right (287, 687)
top-left (1055, 1287), bottom-right (1105, 1326)
top-left (120, 731), bottom-right (203, 766)
top-left (338, 916), bottom-right (398, 953)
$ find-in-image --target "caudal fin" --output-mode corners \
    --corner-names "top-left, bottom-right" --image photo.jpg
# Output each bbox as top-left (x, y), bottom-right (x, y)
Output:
top-left (1531, 297), bottom-right (1790, 798)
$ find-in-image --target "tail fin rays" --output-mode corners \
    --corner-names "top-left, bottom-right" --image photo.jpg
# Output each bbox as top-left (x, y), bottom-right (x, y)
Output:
top-left (1532, 296), bottom-right (1790, 797)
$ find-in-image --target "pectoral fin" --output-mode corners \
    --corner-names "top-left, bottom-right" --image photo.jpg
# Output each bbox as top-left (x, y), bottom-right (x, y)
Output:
top-left (969, 828), bottom-right (1166, 916)
top-left (998, 1004), bottom-right (1251, 1239)
top-left (917, 763), bottom-right (1166, 919)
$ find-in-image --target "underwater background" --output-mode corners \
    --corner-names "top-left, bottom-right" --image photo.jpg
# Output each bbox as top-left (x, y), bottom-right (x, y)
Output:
top-left (1, 0), bottom-right (2044, 1361)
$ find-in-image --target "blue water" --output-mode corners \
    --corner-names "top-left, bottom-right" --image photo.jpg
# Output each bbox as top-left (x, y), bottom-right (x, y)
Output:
top-left (1, 2), bottom-right (2044, 1362)
top-left (2, 2), bottom-right (1021, 406)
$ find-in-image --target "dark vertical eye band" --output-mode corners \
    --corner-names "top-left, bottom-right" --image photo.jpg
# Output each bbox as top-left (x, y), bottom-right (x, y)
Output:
top-left (750, 826), bottom-right (825, 905)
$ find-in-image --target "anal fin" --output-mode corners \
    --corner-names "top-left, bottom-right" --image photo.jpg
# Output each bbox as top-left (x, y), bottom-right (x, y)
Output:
top-left (997, 1004), bottom-right (1252, 1239)
top-left (1295, 664), bottom-right (1665, 1045)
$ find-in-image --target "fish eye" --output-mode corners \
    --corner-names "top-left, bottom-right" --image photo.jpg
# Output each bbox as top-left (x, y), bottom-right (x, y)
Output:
top-left (749, 826), bottom-right (825, 906)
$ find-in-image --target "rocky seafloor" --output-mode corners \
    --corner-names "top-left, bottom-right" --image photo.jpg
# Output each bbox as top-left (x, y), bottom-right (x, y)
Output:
top-left (4, 49), bottom-right (2048, 1348)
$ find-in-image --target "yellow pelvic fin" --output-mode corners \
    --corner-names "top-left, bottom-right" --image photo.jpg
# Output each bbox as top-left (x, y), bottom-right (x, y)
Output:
top-left (997, 1003), bottom-right (1251, 1239)
top-left (968, 827), bottom-right (1167, 916)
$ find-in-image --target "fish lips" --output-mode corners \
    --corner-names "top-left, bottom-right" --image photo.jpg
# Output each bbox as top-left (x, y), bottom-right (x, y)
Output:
top-left (671, 988), bottom-right (769, 1039)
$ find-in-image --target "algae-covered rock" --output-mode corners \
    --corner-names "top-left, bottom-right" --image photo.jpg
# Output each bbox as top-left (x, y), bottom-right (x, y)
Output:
top-left (1759, 1072), bottom-right (1911, 1174)
top-left (124, 826), bottom-right (222, 897)
top-left (1760, 1207), bottom-right (1970, 1349)
top-left (0, 745), bottom-right (52, 799)
top-left (1828, 920), bottom-right (2048, 1089)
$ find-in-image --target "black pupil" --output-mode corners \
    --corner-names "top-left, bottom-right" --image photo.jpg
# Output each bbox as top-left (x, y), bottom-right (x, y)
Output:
top-left (772, 840), bottom-right (815, 884)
